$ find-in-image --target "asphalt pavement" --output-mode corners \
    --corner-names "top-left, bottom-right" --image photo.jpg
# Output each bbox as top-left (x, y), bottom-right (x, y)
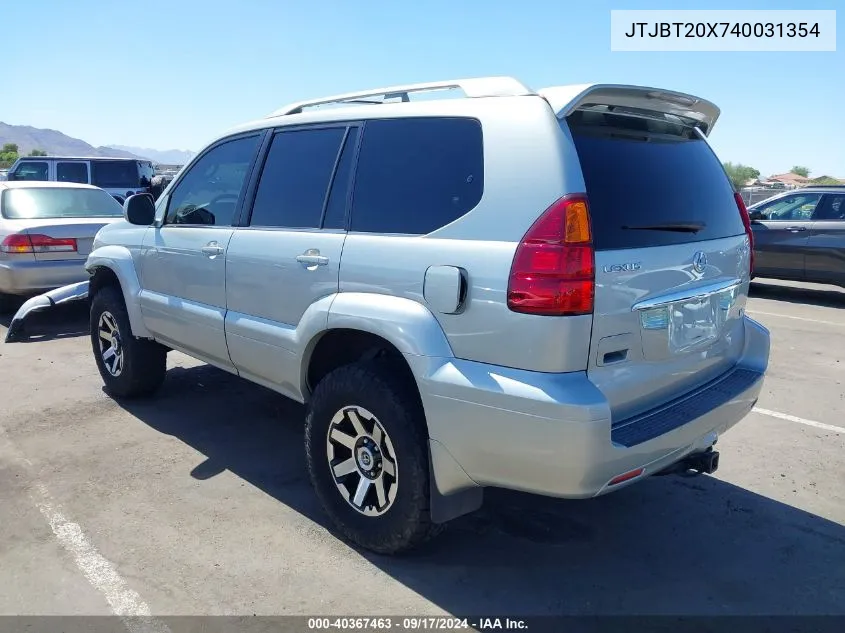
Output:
top-left (0, 279), bottom-right (843, 619)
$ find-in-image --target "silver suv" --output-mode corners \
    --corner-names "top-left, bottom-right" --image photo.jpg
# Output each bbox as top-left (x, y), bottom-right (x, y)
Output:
top-left (83, 77), bottom-right (770, 554)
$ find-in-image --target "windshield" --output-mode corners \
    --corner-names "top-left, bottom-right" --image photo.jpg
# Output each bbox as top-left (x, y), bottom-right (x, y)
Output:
top-left (91, 160), bottom-right (141, 188)
top-left (1, 187), bottom-right (124, 219)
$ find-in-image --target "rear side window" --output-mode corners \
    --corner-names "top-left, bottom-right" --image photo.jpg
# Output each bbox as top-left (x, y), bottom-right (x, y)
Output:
top-left (567, 111), bottom-right (744, 250)
top-left (91, 160), bottom-right (140, 188)
top-left (9, 161), bottom-right (48, 181)
top-left (249, 127), bottom-right (347, 229)
top-left (350, 117), bottom-right (483, 234)
top-left (815, 194), bottom-right (845, 220)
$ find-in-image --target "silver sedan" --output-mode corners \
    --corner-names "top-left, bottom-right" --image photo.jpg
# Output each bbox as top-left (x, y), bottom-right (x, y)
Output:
top-left (0, 181), bottom-right (123, 310)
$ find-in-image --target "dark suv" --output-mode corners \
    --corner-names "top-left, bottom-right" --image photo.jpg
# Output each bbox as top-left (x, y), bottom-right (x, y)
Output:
top-left (749, 186), bottom-right (845, 287)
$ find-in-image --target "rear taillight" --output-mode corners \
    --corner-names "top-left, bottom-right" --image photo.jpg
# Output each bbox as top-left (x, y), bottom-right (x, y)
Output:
top-left (0, 233), bottom-right (77, 254)
top-left (734, 193), bottom-right (754, 275)
top-left (507, 194), bottom-right (595, 316)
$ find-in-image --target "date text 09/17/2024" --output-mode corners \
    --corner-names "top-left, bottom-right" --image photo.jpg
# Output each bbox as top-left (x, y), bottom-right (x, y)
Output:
top-left (307, 617), bottom-right (528, 630)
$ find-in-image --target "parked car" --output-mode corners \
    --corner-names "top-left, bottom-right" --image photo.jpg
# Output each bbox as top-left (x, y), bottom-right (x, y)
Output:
top-left (748, 185), bottom-right (845, 287)
top-left (71, 77), bottom-right (767, 554)
top-left (0, 182), bottom-right (124, 310)
top-left (5, 156), bottom-right (163, 204)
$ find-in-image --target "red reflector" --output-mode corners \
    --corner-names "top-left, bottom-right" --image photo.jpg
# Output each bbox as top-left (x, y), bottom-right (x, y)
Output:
top-left (507, 194), bottom-right (595, 316)
top-left (734, 193), bottom-right (754, 275)
top-left (608, 467), bottom-right (645, 486)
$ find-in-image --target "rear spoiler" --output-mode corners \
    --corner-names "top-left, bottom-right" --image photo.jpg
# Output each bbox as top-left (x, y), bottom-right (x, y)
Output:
top-left (539, 84), bottom-right (720, 136)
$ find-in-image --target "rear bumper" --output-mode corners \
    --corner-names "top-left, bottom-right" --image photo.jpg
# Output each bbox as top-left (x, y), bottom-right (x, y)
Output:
top-left (413, 315), bottom-right (770, 499)
top-left (0, 259), bottom-right (89, 295)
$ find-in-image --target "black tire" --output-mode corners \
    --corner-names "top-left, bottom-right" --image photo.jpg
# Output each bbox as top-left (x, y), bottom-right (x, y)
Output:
top-left (305, 360), bottom-right (442, 554)
top-left (90, 286), bottom-right (166, 398)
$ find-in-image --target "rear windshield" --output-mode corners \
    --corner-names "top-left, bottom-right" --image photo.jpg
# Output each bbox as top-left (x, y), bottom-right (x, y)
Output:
top-left (566, 110), bottom-right (744, 251)
top-left (1, 187), bottom-right (124, 219)
top-left (91, 160), bottom-right (140, 188)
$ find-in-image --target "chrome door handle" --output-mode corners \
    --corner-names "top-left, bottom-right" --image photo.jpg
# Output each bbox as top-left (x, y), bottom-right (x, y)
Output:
top-left (296, 251), bottom-right (329, 267)
top-left (201, 242), bottom-right (225, 257)
top-left (785, 226), bottom-right (807, 232)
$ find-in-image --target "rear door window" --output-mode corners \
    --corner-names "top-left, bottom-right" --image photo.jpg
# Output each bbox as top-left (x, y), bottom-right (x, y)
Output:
top-left (350, 117), bottom-right (484, 234)
top-left (814, 194), bottom-right (845, 220)
top-left (57, 162), bottom-right (89, 184)
top-left (248, 126), bottom-right (347, 229)
top-left (9, 161), bottom-right (48, 181)
top-left (567, 111), bottom-right (745, 250)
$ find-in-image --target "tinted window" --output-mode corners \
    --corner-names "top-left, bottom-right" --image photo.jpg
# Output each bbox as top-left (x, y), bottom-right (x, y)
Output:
top-left (754, 193), bottom-right (822, 221)
top-left (322, 127), bottom-right (359, 230)
top-left (814, 194), bottom-right (845, 220)
top-left (567, 112), bottom-right (745, 250)
top-left (166, 135), bottom-right (260, 226)
top-left (249, 127), bottom-right (346, 228)
top-left (350, 118), bottom-right (484, 234)
top-left (1, 187), bottom-right (123, 219)
top-left (91, 160), bottom-right (140, 188)
top-left (9, 161), bottom-right (48, 181)
top-left (57, 162), bottom-right (89, 184)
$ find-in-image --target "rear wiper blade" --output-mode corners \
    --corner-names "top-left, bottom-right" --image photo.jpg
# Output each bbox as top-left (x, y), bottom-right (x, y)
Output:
top-left (622, 222), bottom-right (705, 233)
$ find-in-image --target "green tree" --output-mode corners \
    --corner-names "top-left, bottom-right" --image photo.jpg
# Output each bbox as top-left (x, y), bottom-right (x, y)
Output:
top-left (722, 162), bottom-right (760, 190)
top-left (28, 149), bottom-right (47, 156)
top-left (791, 165), bottom-right (810, 177)
top-left (0, 143), bottom-right (19, 168)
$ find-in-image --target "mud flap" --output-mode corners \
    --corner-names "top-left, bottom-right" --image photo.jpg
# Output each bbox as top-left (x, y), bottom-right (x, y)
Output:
top-left (4, 281), bottom-right (90, 343)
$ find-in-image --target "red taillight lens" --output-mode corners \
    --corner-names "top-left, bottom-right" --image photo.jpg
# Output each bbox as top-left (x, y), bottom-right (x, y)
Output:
top-left (734, 193), bottom-right (754, 275)
top-left (0, 233), bottom-right (77, 254)
top-left (507, 194), bottom-right (595, 316)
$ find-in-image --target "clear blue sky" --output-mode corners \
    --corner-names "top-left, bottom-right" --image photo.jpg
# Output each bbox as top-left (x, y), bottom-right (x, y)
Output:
top-left (4, 0), bottom-right (842, 177)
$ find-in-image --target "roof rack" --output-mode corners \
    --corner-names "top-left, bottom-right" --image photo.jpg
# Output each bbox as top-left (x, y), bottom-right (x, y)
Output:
top-left (267, 76), bottom-right (534, 117)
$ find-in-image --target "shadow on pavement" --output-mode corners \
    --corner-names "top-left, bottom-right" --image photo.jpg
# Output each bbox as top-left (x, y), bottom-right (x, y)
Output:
top-left (116, 363), bottom-right (845, 616)
top-left (750, 281), bottom-right (845, 309)
top-left (0, 300), bottom-right (89, 342)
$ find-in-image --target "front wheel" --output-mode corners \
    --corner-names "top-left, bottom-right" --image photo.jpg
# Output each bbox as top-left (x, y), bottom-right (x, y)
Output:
top-left (90, 286), bottom-right (166, 398)
top-left (305, 360), bottom-right (441, 554)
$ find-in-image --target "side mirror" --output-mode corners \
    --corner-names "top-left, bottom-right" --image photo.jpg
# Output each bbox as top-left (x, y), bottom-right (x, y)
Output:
top-left (124, 193), bottom-right (156, 226)
top-left (749, 210), bottom-right (764, 221)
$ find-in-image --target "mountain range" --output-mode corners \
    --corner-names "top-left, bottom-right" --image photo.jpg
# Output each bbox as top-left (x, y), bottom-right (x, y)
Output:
top-left (106, 145), bottom-right (196, 165)
top-left (0, 122), bottom-right (195, 165)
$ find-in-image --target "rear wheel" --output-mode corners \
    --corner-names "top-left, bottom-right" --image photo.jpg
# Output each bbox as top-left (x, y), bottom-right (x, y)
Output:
top-left (90, 286), bottom-right (166, 398)
top-left (305, 360), bottom-right (441, 554)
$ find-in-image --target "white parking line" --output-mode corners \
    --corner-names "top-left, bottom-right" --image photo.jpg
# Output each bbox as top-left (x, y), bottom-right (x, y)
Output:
top-left (1, 431), bottom-right (169, 632)
top-left (753, 407), bottom-right (844, 434)
top-left (748, 310), bottom-right (844, 327)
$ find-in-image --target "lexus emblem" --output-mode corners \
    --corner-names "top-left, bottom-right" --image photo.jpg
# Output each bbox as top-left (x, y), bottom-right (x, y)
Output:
top-left (693, 251), bottom-right (708, 273)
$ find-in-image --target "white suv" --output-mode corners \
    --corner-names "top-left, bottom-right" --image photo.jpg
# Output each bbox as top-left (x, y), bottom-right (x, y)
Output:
top-left (77, 77), bottom-right (768, 554)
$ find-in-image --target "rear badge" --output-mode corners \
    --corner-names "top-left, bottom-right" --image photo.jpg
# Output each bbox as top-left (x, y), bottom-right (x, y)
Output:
top-left (693, 251), bottom-right (708, 274)
top-left (602, 262), bottom-right (641, 273)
